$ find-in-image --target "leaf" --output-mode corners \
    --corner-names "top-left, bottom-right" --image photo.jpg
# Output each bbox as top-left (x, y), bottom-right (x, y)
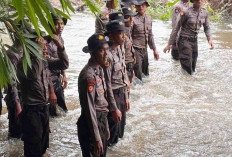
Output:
top-left (54, 8), bottom-right (71, 20)
top-left (26, 44), bottom-right (45, 61)
top-left (25, 0), bottom-right (40, 36)
top-left (12, 0), bottom-right (24, 20)
top-left (43, 0), bottom-right (57, 15)
top-left (23, 33), bottom-right (38, 38)
top-left (31, 0), bottom-right (54, 37)
top-left (64, 0), bottom-right (75, 13)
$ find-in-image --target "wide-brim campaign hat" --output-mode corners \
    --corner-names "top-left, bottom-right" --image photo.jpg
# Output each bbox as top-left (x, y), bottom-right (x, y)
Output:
top-left (134, 0), bottom-right (150, 6)
top-left (120, 0), bottom-right (135, 7)
top-left (105, 20), bottom-right (130, 35)
top-left (109, 11), bottom-right (129, 23)
top-left (82, 34), bottom-right (109, 54)
top-left (122, 7), bottom-right (138, 16)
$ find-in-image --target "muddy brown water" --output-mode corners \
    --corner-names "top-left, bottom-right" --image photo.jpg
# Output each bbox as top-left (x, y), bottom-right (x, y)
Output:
top-left (0, 13), bottom-right (232, 156)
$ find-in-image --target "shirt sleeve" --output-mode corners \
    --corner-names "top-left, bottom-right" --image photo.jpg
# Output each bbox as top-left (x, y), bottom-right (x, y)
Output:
top-left (85, 77), bottom-right (101, 142)
top-left (168, 12), bottom-right (187, 45)
top-left (203, 11), bottom-right (212, 41)
top-left (147, 16), bottom-right (156, 50)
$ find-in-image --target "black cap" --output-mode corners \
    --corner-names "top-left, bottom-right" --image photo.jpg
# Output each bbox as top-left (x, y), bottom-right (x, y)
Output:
top-left (190, 0), bottom-right (193, 2)
top-left (122, 7), bottom-right (137, 16)
top-left (52, 14), bottom-right (68, 25)
top-left (105, 20), bottom-right (129, 35)
top-left (134, 0), bottom-right (150, 6)
top-left (82, 34), bottom-right (109, 54)
top-left (109, 11), bottom-right (129, 22)
top-left (120, 0), bottom-right (135, 7)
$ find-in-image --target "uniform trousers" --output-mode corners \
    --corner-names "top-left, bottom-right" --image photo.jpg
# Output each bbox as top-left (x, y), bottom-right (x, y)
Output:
top-left (178, 36), bottom-right (198, 75)
top-left (21, 104), bottom-right (49, 157)
top-left (133, 47), bottom-right (149, 80)
top-left (77, 112), bottom-right (108, 157)
top-left (108, 86), bottom-right (127, 145)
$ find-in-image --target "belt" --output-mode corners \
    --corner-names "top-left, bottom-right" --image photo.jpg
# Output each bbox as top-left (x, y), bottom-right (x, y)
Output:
top-left (113, 86), bottom-right (126, 94)
top-left (24, 103), bottom-right (48, 111)
top-left (180, 36), bottom-right (197, 42)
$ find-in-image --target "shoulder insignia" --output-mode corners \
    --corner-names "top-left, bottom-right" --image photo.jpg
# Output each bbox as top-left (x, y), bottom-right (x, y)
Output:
top-left (105, 59), bottom-right (110, 68)
top-left (87, 78), bottom-right (95, 93)
top-left (175, 7), bottom-right (181, 13)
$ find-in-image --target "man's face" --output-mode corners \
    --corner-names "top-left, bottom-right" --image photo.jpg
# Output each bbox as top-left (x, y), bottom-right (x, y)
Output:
top-left (55, 19), bottom-right (64, 35)
top-left (135, 3), bottom-right (147, 15)
top-left (42, 40), bottom-right (48, 56)
top-left (193, 0), bottom-right (204, 8)
top-left (96, 43), bottom-right (109, 65)
top-left (124, 15), bottom-right (134, 27)
top-left (112, 30), bottom-right (125, 46)
top-left (106, 0), bottom-right (115, 9)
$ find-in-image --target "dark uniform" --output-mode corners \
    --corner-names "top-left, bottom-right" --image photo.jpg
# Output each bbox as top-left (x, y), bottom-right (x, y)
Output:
top-left (78, 63), bottom-right (109, 157)
top-left (5, 49), bottom-right (22, 138)
top-left (168, 7), bottom-right (212, 74)
top-left (104, 21), bottom-right (130, 145)
top-left (47, 36), bottom-right (68, 115)
top-left (132, 7), bottom-right (156, 80)
top-left (17, 46), bottom-right (68, 156)
top-left (171, 0), bottom-right (190, 60)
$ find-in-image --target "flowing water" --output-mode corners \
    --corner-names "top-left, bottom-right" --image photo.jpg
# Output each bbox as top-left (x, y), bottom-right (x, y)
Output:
top-left (0, 12), bottom-right (232, 156)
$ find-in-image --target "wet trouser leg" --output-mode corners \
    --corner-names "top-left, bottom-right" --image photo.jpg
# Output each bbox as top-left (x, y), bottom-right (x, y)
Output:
top-left (108, 87), bottom-right (127, 145)
top-left (134, 47), bottom-right (148, 80)
top-left (21, 104), bottom-right (49, 157)
top-left (178, 38), bottom-right (198, 75)
top-left (171, 43), bottom-right (179, 60)
top-left (126, 63), bottom-right (134, 83)
top-left (5, 94), bottom-right (21, 138)
top-left (77, 112), bottom-right (108, 157)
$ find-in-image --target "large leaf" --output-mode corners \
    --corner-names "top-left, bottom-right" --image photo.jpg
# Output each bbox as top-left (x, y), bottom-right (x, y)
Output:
top-left (54, 8), bottom-right (71, 20)
top-left (12, 0), bottom-right (24, 20)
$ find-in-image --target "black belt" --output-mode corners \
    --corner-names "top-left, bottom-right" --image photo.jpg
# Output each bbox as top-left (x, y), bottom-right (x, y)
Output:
top-left (113, 86), bottom-right (126, 94)
top-left (24, 103), bottom-right (48, 111)
top-left (180, 36), bottom-right (197, 42)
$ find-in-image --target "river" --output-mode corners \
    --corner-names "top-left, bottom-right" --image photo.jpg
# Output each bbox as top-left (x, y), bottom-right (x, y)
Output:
top-left (0, 12), bottom-right (232, 156)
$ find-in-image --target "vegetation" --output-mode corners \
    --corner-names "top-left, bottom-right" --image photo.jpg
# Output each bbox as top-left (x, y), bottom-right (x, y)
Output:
top-left (0, 0), bottom-right (100, 88)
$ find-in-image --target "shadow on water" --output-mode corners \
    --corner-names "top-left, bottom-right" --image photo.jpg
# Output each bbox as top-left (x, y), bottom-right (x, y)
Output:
top-left (0, 12), bottom-right (232, 156)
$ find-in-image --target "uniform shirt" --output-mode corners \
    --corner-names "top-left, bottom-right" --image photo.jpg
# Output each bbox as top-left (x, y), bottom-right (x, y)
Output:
top-left (47, 35), bottom-right (67, 81)
top-left (78, 63), bottom-right (109, 142)
top-left (172, 0), bottom-right (190, 28)
top-left (132, 13), bottom-right (156, 50)
top-left (17, 56), bottom-right (52, 106)
top-left (17, 52), bottom-right (69, 106)
top-left (124, 29), bottom-right (136, 64)
top-left (169, 7), bottom-right (212, 45)
top-left (6, 49), bottom-right (22, 104)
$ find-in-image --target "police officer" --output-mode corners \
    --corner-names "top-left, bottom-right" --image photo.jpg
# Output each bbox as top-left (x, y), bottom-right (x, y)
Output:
top-left (120, 0), bottom-right (135, 10)
top-left (77, 34), bottom-right (112, 157)
top-left (105, 20), bottom-right (130, 145)
top-left (164, 0), bottom-right (214, 75)
top-left (171, 0), bottom-right (190, 60)
top-left (5, 41), bottom-right (23, 139)
top-left (48, 15), bottom-right (69, 115)
top-left (95, 0), bottom-right (116, 34)
top-left (132, 0), bottom-right (159, 81)
top-left (17, 35), bottom-right (69, 157)
top-left (122, 7), bottom-right (137, 83)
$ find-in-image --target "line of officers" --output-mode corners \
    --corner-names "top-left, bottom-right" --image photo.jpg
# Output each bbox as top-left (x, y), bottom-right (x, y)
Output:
top-left (0, 0), bottom-right (215, 156)
top-left (78, 0), bottom-right (214, 156)
top-left (0, 15), bottom-right (69, 156)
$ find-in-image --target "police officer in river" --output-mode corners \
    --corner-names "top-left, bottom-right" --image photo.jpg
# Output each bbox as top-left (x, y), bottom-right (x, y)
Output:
top-left (77, 34), bottom-right (113, 157)
top-left (164, 0), bottom-right (214, 75)
top-left (132, 0), bottom-right (159, 81)
top-left (171, 0), bottom-right (190, 60)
